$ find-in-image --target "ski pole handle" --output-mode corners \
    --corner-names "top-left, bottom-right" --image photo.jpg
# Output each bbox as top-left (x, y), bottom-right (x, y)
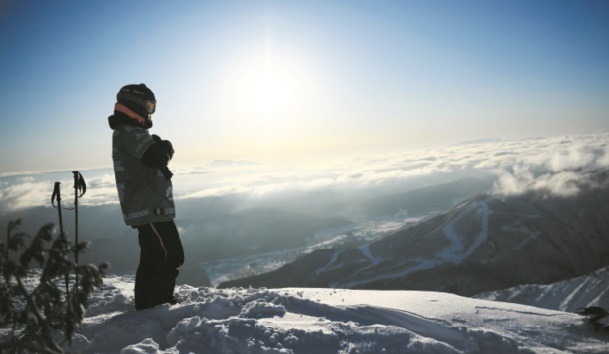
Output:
top-left (72, 171), bottom-right (86, 198)
top-left (51, 182), bottom-right (61, 207)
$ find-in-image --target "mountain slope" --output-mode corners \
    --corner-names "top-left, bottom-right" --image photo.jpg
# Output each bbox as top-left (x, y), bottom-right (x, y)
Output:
top-left (220, 173), bottom-right (609, 296)
top-left (475, 266), bottom-right (609, 313)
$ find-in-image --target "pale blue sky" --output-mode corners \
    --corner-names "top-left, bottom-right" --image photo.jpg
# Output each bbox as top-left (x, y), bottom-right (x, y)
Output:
top-left (1, 0), bottom-right (608, 173)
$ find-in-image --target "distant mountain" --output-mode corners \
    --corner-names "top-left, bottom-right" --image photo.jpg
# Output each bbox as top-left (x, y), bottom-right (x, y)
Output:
top-left (357, 175), bottom-right (495, 217)
top-left (207, 159), bottom-right (258, 168)
top-left (220, 172), bottom-right (609, 296)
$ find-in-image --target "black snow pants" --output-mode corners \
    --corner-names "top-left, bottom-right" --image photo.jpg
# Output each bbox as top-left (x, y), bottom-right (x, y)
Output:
top-left (135, 221), bottom-right (184, 310)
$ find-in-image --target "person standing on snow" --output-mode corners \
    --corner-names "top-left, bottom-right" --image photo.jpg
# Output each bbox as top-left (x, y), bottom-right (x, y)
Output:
top-left (108, 83), bottom-right (184, 310)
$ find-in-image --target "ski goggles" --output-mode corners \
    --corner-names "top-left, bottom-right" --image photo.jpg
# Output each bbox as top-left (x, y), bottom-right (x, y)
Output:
top-left (117, 92), bottom-right (156, 114)
top-left (145, 100), bottom-right (156, 114)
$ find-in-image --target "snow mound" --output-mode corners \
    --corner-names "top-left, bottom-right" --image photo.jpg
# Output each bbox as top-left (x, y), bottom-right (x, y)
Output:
top-left (66, 275), bottom-right (609, 353)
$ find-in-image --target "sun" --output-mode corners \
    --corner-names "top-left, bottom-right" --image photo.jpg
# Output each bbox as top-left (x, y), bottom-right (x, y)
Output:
top-left (248, 69), bottom-right (289, 118)
top-left (244, 55), bottom-right (305, 140)
top-left (215, 45), bottom-right (323, 155)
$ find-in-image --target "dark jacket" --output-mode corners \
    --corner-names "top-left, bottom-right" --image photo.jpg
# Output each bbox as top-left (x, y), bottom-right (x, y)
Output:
top-left (109, 112), bottom-right (176, 226)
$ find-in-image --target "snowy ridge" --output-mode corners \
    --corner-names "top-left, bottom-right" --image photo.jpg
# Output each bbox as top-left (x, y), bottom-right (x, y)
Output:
top-left (476, 266), bottom-right (609, 313)
top-left (66, 275), bottom-right (609, 353)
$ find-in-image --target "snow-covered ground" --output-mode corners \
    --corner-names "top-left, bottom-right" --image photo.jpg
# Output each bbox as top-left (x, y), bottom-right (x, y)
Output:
top-left (66, 274), bottom-right (608, 353)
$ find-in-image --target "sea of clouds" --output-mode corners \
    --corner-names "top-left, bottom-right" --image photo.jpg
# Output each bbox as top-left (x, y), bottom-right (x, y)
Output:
top-left (1, 131), bottom-right (607, 214)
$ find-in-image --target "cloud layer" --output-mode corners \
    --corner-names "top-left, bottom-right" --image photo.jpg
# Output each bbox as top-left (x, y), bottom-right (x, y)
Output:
top-left (2, 132), bottom-right (607, 213)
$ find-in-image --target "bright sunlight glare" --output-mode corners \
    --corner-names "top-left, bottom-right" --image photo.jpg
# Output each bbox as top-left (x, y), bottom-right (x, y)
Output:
top-left (249, 70), bottom-right (289, 124)
top-left (217, 45), bottom-right (323, 152)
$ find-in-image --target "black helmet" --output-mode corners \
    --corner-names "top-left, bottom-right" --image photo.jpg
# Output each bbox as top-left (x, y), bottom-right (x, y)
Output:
top-left (116, 84), bottom-right (156, 127)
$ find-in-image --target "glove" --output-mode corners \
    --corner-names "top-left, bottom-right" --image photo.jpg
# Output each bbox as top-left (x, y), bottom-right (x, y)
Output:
top-left (151, 135), bottom-right (174, 160)
top-left (160, 166), bottom-right (174, 180)
top-left (160, 140), bottom-right (174, 160)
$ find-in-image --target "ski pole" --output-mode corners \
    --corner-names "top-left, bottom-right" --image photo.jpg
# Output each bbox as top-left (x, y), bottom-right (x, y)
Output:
top-left (72, 171), bottom-right (86, 295)
top-left (51, 182), bottom-right (70, 298)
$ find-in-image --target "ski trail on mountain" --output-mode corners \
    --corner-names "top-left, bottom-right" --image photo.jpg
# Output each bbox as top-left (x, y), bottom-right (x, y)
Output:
top-left (436, 198), bottom-right (490, 263)
top-left (315, 250), bottom-right (343, 276)
top-left (335, 198), bottom-right (491, 288)
top-left (359, 244), bottom-right (382, 265)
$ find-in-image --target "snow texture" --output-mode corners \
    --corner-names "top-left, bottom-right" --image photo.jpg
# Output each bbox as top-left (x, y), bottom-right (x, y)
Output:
top-left (61, 274), bottom-right (609, 353)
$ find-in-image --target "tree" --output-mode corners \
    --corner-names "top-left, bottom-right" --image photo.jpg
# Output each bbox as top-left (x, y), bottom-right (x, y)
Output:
top-left (0, 220), bottom-right (108, 354)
